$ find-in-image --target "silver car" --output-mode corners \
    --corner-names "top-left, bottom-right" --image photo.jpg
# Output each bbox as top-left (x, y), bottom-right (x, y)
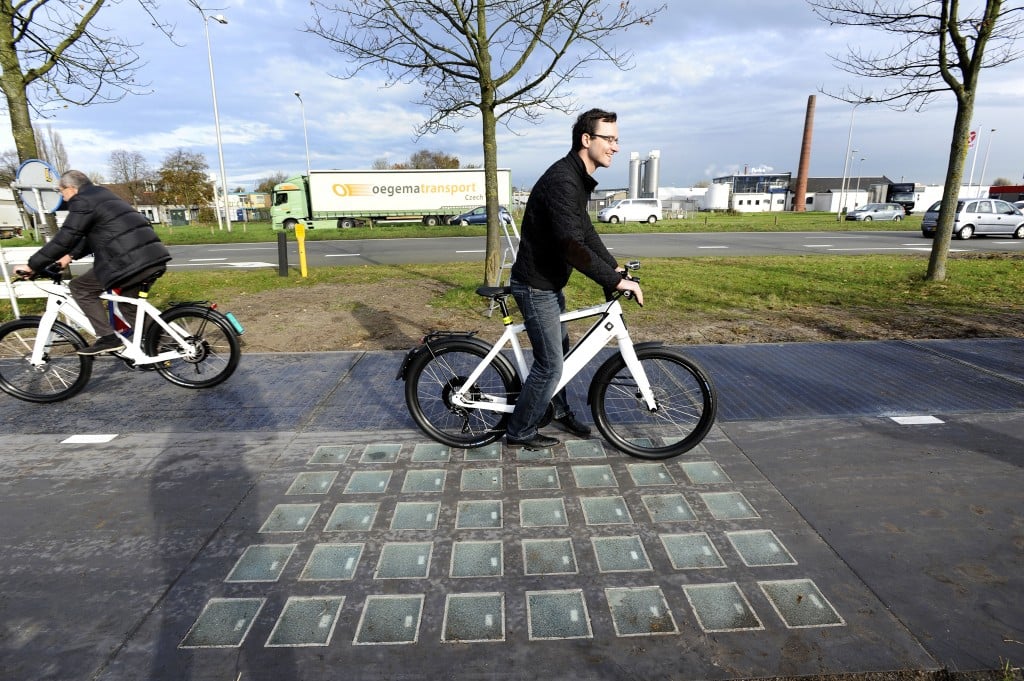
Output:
top-left (921, 198), bottom-right (1024, 239)
top-left (845, 202), bottom-right (905, 221)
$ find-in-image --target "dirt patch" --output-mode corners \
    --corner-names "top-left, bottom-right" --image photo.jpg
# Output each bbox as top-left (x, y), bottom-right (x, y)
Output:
top-left (221, 279), bottom-right (1024, 353)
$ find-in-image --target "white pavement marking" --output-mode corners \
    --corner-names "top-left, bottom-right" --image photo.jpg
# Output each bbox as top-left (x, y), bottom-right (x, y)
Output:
top-left (889, 415), bottom-right (945, 425)
top-left (62, 434), bottom-right (118, 443)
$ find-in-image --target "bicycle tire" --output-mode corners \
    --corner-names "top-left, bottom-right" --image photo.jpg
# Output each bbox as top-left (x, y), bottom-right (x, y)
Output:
top-left (404, 337), bottom-right (519, 448)
top-left (144, 305), bottom-right (241, 389)
top-left (589, 345), bottom-right (716, 459)
top-left (0, 317), bottom-right (93, 403)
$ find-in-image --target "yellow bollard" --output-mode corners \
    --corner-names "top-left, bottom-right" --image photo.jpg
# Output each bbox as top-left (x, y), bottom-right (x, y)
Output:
top-left (295, 222), bottom-right (308, 278)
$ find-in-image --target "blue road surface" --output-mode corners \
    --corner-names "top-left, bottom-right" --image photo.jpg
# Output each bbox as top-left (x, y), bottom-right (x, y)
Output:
top-left (0, 338), bottom-right (1021, 680)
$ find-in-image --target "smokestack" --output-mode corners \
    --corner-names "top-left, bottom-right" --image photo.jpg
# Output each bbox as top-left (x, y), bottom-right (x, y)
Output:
top-left (643, 150), bottom-right (661, 198)
top-left (629, 152), bottom-right (640, 199)
top-left (793, 95), bottom-right (815, 212)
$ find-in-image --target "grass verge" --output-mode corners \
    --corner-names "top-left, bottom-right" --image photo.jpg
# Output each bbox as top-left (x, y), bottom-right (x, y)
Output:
top-left (6, 252), bottom-right (1014, 330)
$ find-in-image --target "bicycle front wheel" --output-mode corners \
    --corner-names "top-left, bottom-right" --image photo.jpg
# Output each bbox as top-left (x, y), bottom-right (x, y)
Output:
top-left (404, 338), bottom-right (518, 449)
top-left (145, 306), bottom-right (241, 389)
top-left (589, 346), bottom-right (716, 459)
top-left (0, 318), bottom-right (93, 403)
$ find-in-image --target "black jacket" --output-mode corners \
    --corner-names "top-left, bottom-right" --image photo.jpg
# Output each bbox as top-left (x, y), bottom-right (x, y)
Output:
top-left (29, 183), bottom-right (171, 288)
top-left (511, 152), bottom-right (620, 291)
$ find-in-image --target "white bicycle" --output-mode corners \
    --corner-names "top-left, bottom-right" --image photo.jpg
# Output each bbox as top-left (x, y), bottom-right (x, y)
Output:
top-left (397, 262), bottom-right (717, 460)
top-left (0, 264), bottom-right (243, 403)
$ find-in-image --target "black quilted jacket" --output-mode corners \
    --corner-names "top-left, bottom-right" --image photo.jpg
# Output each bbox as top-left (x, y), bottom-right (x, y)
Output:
top-left (511, 152), bottom-right (620, 292)
top-left (29, 182), bottom-right (171, 288)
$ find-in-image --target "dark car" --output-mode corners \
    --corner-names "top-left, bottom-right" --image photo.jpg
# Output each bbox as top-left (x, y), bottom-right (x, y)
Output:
top-left (450, 205), bottom-right (511, 226)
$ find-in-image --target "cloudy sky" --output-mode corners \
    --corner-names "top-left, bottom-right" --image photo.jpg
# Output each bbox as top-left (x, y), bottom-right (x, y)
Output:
top-left (7, 0), bottom-right (1024, 192)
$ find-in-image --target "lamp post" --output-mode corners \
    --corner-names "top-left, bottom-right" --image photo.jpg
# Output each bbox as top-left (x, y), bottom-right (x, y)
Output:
top-left (838, 97), bottom-right (871, 219)
top-left (978, 128), bottom-right (996, 198)
top-left (202, 10), bottom-right (231, 232)
top-left (853, 157), bottom-right (866, 207)
top-left (294, 91), bottom-right (311, 179)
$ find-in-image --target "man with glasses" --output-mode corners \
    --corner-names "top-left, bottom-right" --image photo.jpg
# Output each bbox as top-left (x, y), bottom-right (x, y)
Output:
top-left (15, 170), bottom-right (171, 355)
top-left (504, 108), bottom-right (644, 449)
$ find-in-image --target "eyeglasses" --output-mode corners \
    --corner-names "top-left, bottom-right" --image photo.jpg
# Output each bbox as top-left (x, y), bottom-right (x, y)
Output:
top-left (589, 133), bottom-right (619, 145)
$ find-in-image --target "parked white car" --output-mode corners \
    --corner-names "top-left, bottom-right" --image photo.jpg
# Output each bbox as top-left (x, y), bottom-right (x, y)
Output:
top-left (921, 198), bottom-right (1024, 239)
top-left (597, 198), bottom-right (662, 224)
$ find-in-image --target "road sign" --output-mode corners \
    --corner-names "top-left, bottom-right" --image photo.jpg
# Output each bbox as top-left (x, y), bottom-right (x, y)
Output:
top-left (14, 159), bottom-right (62, 214)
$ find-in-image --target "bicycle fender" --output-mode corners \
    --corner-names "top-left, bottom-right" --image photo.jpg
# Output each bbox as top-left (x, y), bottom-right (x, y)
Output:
top-left (395, 331), bottom-right (481, 381)
top-left (586, 341), bottom-right (666, 406)
top-left (0, 315), bottom-right (42, 332)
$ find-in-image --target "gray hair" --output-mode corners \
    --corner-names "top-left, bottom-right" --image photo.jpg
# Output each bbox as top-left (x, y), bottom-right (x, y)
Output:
top-left (58, 170), bottom-right (92, 190)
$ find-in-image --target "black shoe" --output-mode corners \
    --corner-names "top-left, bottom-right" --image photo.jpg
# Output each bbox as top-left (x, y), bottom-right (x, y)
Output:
top-left (553, 413), bottom-right (592, 437)
top-left (78, 334), bottom-right (125, 356)
top-left (505, 433), bottom-right (560, 450)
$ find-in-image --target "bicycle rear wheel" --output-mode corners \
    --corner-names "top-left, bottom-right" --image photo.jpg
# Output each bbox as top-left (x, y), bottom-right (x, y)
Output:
top-left (144, 305), bottom-right (240, 388)
top-left (404, 338), bottom-right (518, 448)
top-left (589, 346), bottom-right (716, 459)
top-left (0, 318), bottom-right (93, 403)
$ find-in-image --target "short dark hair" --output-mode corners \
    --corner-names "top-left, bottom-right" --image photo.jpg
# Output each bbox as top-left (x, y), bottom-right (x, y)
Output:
top-left (572, 108), bottom-right (617, 152)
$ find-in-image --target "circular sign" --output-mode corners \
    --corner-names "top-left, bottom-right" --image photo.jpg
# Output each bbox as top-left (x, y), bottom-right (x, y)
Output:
top-left (15, 159), bottom-right (63, 214)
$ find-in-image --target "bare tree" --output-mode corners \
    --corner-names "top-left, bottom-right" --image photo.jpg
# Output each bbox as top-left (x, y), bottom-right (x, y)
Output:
top-left (109, 150), bottom-right (154, 204)
top-left (255, 172), bottom-right (290, 194)
top-left (808, 0), bottom-right (1024, 281)
top-left (307, 0), bottom-right (665, 284)
top-left (0, 0), bottom-right (168, 165)
top-left (0, 149), bottom-right (19, 185)
top-left (34, 125), bottom-right (70, 172)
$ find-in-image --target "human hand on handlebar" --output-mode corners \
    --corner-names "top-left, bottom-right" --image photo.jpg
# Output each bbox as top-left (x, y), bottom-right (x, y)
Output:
top-left (616, 276), bottom-right (644, 306)
top-left (13, 265), bottom-right (33, 280)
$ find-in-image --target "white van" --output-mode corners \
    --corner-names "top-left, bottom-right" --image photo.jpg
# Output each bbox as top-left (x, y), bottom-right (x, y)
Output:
top-left (597, 198), bottom-right (662, 224)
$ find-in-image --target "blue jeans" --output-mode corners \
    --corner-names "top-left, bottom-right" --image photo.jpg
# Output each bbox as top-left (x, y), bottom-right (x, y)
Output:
top-left (506, 279), bottom-right (572, 439)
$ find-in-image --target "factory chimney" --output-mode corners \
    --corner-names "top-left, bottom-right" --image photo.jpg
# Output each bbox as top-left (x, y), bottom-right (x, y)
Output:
top-left (793, 95), bottom-right (815, 212)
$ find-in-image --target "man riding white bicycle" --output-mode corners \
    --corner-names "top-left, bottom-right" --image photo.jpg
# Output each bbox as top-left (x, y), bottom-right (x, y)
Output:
top-left (505, 108), bottom-right (643, 450)
top-left (14, 170), bottom-right (171, 356)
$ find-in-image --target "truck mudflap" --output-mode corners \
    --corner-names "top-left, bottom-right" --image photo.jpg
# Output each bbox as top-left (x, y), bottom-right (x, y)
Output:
top-left (395, 330), bottom-right (479, 381)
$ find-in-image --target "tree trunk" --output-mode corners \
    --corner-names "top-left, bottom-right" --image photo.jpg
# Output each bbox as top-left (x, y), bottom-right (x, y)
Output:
top-left (0, 17), bottom-right (39, 163)
top-left (477, 2), bottom-right (504, 287)
top-left (925, 99), bottom-right (975, 282)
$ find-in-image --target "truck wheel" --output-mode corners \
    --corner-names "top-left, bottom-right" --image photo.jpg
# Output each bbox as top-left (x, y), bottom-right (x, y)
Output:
top-left (283, 218), bottom-right (298, 230)
top-left (423, 216), bottom-right (439, 227)
top-left (339, 218), bottom-right (355, 229)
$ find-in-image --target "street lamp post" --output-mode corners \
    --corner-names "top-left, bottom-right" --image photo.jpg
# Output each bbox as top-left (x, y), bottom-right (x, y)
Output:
top-left (294, 91), bottom-right (311, 179)
top-left (838, 97), bottom-right (871, 219)
top-left (202, 11), bottom-right (231, 232)
top-left (978, 128), bottom-right (996, 198)
top-left (853, 157), bottom-right (866, 207)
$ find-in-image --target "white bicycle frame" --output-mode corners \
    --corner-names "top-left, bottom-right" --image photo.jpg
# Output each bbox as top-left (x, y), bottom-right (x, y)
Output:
top-left (448, 296), bottom-right (657, 413)
top-left (26, 279), bottom-right (196, 367)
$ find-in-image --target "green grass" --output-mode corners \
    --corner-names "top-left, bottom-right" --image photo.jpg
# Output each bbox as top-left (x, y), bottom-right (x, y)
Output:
top-left (6, 252), bottom-right (1004, 327)
top-left (5, 213), bottom-right (1015, 335)
top-left (0, 210), bottom-right (917, 248)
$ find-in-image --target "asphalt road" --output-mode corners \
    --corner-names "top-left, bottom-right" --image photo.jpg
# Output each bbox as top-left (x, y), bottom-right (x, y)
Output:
top-left (164, 230), bottom-right (1024, 271)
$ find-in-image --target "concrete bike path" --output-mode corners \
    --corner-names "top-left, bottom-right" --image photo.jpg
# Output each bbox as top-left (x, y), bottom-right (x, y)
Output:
top-left (0, 338), bottom-right (1021, 680)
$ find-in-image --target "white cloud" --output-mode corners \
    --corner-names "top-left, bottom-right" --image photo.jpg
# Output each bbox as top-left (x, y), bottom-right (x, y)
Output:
top-left (4, 1), bottom-right (1022, 191)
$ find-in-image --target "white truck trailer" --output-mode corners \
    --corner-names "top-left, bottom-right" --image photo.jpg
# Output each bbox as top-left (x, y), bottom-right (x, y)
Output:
top-left (271, 168), bottom-right (513, 230)
top-left (0, 187), bottom-right (27, 239)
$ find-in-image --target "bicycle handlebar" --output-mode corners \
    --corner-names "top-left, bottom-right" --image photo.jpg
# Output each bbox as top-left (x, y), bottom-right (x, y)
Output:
top-left (12, 262), bottom-right (64, 283)
top-left (609, 260), bottom-right (643, 306)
